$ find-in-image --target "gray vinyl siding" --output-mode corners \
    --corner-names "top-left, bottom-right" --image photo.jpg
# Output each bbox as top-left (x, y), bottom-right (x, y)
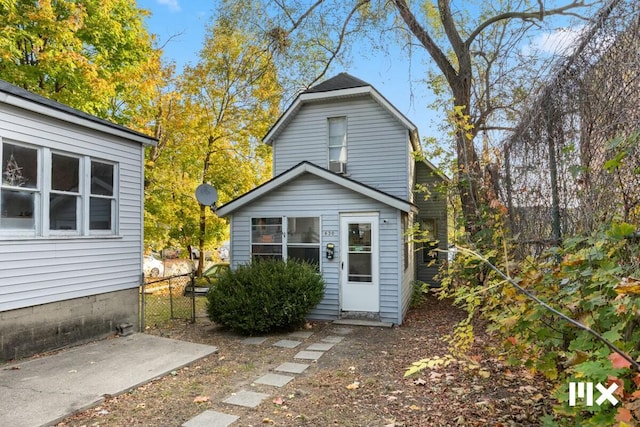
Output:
top-left (272, 96), bottom-right (411, 200)
top-left (228, 173), bottom-right (403, 324)
top-left (0, 102), bottom-right (144, 312)
top-left (414, 162), bottom-right (448, 286)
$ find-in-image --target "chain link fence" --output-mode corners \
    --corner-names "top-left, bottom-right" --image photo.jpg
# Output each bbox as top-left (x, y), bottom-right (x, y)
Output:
top-left (139, 274), bottom-right (199, 330)
top-left (500, 0), bottom-right (640, 257)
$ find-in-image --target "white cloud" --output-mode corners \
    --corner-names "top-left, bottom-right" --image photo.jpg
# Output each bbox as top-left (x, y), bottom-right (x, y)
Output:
top-left (526, 26), bottom-right (584, 56)
top-left (157, 0), bottom-right (181, 12)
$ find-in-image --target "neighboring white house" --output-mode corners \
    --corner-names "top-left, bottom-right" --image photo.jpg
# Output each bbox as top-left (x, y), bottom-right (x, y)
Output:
top-left (216, 73), bottom-right (448, 325)
top-left (0, 80), bottom-right (157, 361)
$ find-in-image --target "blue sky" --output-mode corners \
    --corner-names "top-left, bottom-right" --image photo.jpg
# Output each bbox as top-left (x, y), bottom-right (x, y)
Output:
top-left (136, 0), bottom-right (582, 158)
top-left (137, 0), bottom-right (445, 143)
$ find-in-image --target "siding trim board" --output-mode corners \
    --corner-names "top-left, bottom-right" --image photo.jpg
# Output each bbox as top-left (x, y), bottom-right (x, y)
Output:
top-left (264, 85), bottom-right (418, 150)
top-left (217, 161), bottom-right (417, 217)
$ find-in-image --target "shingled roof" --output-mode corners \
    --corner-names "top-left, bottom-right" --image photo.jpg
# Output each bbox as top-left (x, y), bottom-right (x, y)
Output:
top-left (303, 72), bottom-right (370, 93)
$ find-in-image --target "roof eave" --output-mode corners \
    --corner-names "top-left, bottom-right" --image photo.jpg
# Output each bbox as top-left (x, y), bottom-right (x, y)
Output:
top-left (263, 86), bottom-right (417, 145)
top-left (0, 85), bottom-right (158, 146)
top-left (216, 161), bottom-right (415, 216)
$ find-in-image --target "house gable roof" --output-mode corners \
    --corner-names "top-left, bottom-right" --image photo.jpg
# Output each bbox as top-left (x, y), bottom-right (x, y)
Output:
top-left (263, 73), bottom-right (418, 151)
top-left (303, 73), bottom-right (370, 93)
top-left (216, 161), bottom-right (417, 217)
top-left (0, 79), bottom-right (157, 146)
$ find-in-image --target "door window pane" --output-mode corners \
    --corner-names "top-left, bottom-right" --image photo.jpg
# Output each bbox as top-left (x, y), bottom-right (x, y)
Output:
top-left (51, 154), bottom-right (79, 192)
top-left (1, 190), bottom-right (35, 229)
top-left (347, 223), bottom-right (372, 282)
top-left (2, 143), bottom-right (37, 188)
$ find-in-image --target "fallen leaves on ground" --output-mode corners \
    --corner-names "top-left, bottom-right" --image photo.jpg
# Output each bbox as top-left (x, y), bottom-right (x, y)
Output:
top-left (56, 294), bottom-right (554, 426)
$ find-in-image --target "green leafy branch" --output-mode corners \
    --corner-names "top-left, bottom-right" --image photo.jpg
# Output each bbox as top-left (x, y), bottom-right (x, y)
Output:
top-left (454, 245), bottom-right (640, 373)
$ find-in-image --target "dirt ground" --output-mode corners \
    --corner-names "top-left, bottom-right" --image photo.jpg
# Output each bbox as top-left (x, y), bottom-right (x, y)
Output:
top-left (57, 294), bottom-right (553, 426)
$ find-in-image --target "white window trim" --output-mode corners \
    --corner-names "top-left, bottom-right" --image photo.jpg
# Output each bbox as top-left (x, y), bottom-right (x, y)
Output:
top-left (327, 116), bottom-right (347, 168)
top-left (0, 138), bottom-right (119, 239)
top-left (250, 216), bottom-right (322, 269)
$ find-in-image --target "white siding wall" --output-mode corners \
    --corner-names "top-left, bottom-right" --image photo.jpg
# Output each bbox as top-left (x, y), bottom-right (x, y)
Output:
top-left (273, 96), bottom-right (410, 200)
top-left (229, 173), bottom-right (403, 324)
top-left (0, 103), bottom-right (144, 312)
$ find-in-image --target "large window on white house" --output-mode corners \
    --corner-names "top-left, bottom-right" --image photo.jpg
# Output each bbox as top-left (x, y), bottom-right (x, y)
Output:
top-left (328, 117), bottom-right (347, 173)
top-left (0, 140), bottom-right (118, 236)
top-left (90, 161), bottom-right (115, 230)
top-left (1, 143), bottom-right (38, 230)
top-left (251, 216), bottom-right (320, 267)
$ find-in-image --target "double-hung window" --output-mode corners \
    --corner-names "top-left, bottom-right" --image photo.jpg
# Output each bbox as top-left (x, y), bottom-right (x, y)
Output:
top-left (328, 117), bottom-right (347, 173)
top-left (0, 140), bottom-right (118, 237)
top-left (251, 216), bottom-right (320, 267)
top-left (1, 142), bottom-right (38, 232)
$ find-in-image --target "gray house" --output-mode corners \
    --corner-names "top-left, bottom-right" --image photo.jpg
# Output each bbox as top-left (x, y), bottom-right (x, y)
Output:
top-left (0, 80), bottom-right (157, 360)
top-left (216, 73), bottom-right (447, 325)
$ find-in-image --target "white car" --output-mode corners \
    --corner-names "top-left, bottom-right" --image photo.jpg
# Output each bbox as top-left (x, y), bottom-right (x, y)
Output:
top-left (143, 254), bottom-right (164, 277)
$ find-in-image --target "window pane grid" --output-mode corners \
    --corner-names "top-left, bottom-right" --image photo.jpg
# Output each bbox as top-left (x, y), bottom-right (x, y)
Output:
top-left (1, 141), bottom-right (118, 236)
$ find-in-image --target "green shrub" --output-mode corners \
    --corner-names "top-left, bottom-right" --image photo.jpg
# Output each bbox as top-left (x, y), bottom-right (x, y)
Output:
top-left (206, 258), bottom-right (325, 335)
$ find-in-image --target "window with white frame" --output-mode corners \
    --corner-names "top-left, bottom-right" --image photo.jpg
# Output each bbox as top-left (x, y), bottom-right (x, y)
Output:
top-left (0, 140), bottom-right (118, 236)
top-left (251, 216), bottom-right (320, 267)
top-left (328, 117), bottom-right (347, 172)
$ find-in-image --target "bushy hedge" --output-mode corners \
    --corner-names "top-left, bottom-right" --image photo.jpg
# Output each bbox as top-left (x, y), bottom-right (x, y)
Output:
top-left (206, 258), bottom-right (325, 335)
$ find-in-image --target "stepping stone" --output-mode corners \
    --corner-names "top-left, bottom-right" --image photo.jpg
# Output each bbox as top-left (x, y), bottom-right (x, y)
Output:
top-left (182, 410), bottom-right (239, 427)
top-left (294, 350), bottom-right (324, 361)
top-left (288, 331), bottom-right (314, 339)
top-left (332, 327), bottom-right (354, 335)
top-left (322, 336), bottom-right (345, 343)
top-left (223, 390), bottom-right (270, 408)
top-left (272, 339), bottom-right (302, 348)
top-left (306, 342), bottom-right (334, 351)
top-left (241, 337), bottom-right (267, 345)
top-left (255, 373), bottom-right (294, 387)
top-left (275, 362), bottom-right (310, 374)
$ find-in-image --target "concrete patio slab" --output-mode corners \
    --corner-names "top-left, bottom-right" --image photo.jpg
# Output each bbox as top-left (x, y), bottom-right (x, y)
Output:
top-left (333, 319), bottom-right (393, 327)
top-left (272, 339), bottom-right (302, 348)
top-left (254, 373), bottom-right (294, 387)
top-left (294, 350), bottom-right (324, 361)
top-left (182, 410), bottom-right (239, 427)
top-left (274, 362), bottom-right (310, 374)
top-left (223, 390), bottom-right (270, 408)
top-left (306, 342), bottom-right (334, 351)
top-left (0, 333), bottom-right (218, 427)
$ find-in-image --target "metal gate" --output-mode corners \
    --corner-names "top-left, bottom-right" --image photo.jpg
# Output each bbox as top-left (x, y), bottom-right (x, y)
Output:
top-left (139, 273), bottom-right (196, 330)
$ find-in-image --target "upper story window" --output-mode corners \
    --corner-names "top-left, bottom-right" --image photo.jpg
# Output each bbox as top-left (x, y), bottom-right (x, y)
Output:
top-left (328, 116), bottom-right (347, 174)
top-left (0, 140), bottom-right (118, 237)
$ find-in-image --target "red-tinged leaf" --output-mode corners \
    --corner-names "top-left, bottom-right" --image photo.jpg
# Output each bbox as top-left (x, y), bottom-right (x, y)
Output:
top-left (630, 390), bottom-right (640, 400)
top-left (193, 395), bottom-right (210, 403)
top-left (609, 351), bottom-right (632, 369)
top-left (507, 336), bottom-right (517, 346)
top-left (634, 373), bottom-right (640, 388)
top-left (615, 407), bottom-right (632, 423)
top-left (273, 397), bottom-right (284, 405)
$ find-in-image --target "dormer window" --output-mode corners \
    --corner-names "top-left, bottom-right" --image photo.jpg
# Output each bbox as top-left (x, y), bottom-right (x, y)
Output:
top-left (328, 116), bottom-right (347, 173)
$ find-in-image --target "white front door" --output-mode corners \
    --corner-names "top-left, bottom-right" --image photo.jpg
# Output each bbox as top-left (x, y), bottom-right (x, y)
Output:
top-left (340, 214), bottom-right (379, 312)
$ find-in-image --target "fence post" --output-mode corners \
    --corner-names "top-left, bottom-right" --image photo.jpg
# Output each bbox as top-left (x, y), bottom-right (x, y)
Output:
top-left (140, 273), bottom-right (146, 332)
top-left (190, 271), bottom-right (196, 324)
top-left (546, 98), bottom-right (562, 246)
